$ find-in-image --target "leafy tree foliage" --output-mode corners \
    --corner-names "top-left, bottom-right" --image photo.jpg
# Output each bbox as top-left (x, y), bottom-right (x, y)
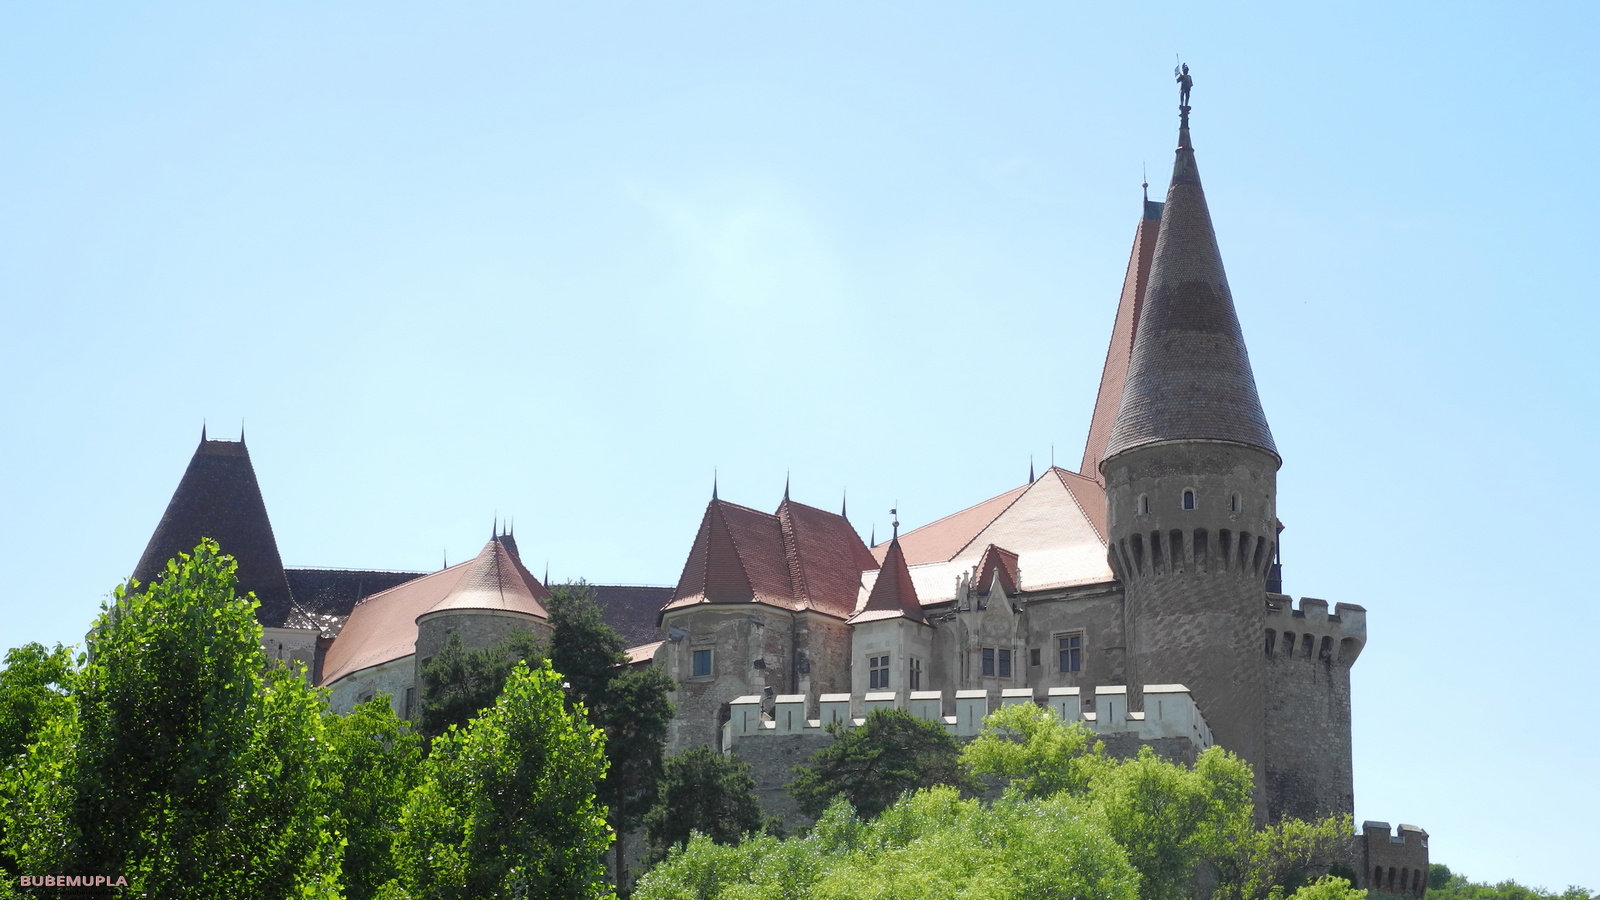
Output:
top-left (789, 708), bottom-right (973, 819)
top-left (0, 642), bottom-right (76, 879)
top-left (548, 582), bottom-right (674, 888)
top-left (324, 697), bottom-right (424, 900)
top-left (417, 629), bottom-right (540, 740)
top-left (392, 659), bottom-right (613, 900)
top-left (1426, 864), bottom-right (1591, 900)
top-left (637, 788), bottom-right (1139, 900)
top-left (1, 540), bottom-right (341, 899)
top-left (643, 747), bottom-right (765, 860)
top-left (960, 702), bottom-right (1107, 799)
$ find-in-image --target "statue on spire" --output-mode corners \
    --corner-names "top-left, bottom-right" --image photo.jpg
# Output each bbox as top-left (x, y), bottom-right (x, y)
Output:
top-left (1175, 62), bottom-right (1192, 108)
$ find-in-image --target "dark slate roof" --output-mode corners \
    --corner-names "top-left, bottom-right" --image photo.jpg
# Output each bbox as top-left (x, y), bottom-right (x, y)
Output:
top-left (134, 436), bottom-right (297, 626)
top-left (1102, 111), bottom-right (1278, 464)
top-left (284, 568), bottom-right (426, 634)
top-left (591, 585), bottom-right (675, 647)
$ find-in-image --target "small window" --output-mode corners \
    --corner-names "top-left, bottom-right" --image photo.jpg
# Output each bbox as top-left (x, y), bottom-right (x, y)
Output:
top-left (359, 691), bottom-right (374, 705)
top-left (869, 654), bottom-right (891, 689)
top-left (908, 657), bottom-right (922, 691)
top-left (1183, 489), bottom-right (1196, 510)
top-left (1059, 634), bottom-right (1083, 673)
top-left (1230, 492), bottom-right (1241, 513)
top-left (981, 647), bottom-right (996, 677)
top-left (692, 648), bottom-right (713, 677)
top-left (404, 686), bottom-right (416, 720)
top-left (1030, 648), bottom-right (1041, 667)
top-left (998, 649), bottom-right (1012, 679)
top-left (1138, 494), bottom-right (1150, 515)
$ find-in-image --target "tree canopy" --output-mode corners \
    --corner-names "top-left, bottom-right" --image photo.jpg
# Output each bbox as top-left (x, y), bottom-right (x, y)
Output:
top-left (788, 708), bottom-right (973, 819)
top-left (644, 746), bottom-right (765, 860)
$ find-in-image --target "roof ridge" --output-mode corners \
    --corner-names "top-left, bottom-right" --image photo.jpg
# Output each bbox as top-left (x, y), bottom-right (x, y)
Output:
top-left (775, 500), bottom-right (811, 611)
top-left (939, 479), bottom-right (1037, 562)
top-left (1051, 467), bottom-right (1107, 546)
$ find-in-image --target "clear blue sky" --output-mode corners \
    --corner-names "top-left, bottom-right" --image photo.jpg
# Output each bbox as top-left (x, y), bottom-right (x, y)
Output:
top-left (3, 2), bottom-right (1596, 889)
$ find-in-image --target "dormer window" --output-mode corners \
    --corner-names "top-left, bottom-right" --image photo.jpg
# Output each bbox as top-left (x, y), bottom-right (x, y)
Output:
top-left (1183, 489), bottom-right (1196, 510)
top-left (1137, 494), bottom-right (1150, 516)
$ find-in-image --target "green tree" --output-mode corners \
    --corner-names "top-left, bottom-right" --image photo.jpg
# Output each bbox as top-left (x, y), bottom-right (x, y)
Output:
top-left (643, 747), bottom-right (765, 860)
top-left (1269, 875), bottom-right (1367, 900)
top-left (324, 696), bottom-right (424, 900)
top-left (0, 642), bottom-right (76, 879)
top-left (417, 629), bottom-right (541, 740)
top-left (960, 702), bottom-right (1108, 799)
top-left (2, 541), bottom-right (341, 899)
top-left (1425, 865), bottom-right (1591, 900)
top-left (1210, 813), bottom-right (1356, 900)
top-left (393, 659), bottom-right (613, 900)
top-left (548, 583), bottom-right (674, 889)
top-left (789, 708), bottom-right (973, 819)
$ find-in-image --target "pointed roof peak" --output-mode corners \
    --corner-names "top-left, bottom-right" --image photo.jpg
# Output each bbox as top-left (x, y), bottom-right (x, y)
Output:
top-left (854, 531), bottom-right (923, 624)
top-left (1102, 97), bottom-right (1277, 466)
top-left (422, 538), bottom-right (549, 619)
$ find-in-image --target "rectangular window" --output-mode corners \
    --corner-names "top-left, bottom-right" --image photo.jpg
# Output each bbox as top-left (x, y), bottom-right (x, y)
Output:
top-left (404, 686), bottom-right (416, 720)
top-left (1030, 648), bottom-right (1041, 667)
top-left (692, 648), bottom-right (713, 677)
top-left (981, 647), bottom-right (995, 677)
top-left (908, 657), bottom-right (922, 691)
top-left (998, 649), bottom-right (1012, 678)
top-left (869, 654), bottom-right (890, 690)
top-left (1059, 634), bottom-right (1083, 673)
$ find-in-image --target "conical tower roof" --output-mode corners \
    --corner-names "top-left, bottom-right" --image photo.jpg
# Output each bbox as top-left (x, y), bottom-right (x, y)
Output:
top-left (134, 436), bottom-right (296, 626)
top-left (1082, 196), bottom-right (1163, 480)
top-left (852, 534), bottom-right (923, 623)
top-left (1102, 107), bottom-right (1277, 465)
top-left (421, 538), bottom-right (551, 618)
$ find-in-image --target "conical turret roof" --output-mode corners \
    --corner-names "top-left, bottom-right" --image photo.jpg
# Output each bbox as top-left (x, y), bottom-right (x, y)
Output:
top-left (134, 436), bottom-right (296, 625)
top-left (851, 533), bottom-right (923, 624)
top-left (1102, 108), bottom-right (1277, 465)
top-left (421, 538), bottom-right (550, 618)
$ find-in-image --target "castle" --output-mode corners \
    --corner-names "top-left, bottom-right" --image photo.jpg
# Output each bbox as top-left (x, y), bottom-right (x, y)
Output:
top-left (129, 100), bottom-right (1428, 895)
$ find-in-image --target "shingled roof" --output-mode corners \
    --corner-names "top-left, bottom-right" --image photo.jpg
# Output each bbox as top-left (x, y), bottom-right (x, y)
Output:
top-left (1082, 199), bottom-right (1162, 481)
top-left (850, 534), bottom-right (923, 624)
top-left (133, 434), bottom-right (296, 626)
top-left (1102, 109), bottom-right (1278, 464)
top-left (665, 495), bottom-right (877, 620)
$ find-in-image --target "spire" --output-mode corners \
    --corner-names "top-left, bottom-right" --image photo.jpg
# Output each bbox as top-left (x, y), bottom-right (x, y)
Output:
top-left (712, 469), bottom-right (718, 501)
top-left (783, 470), bottom-right (790, 502)
top-left (840, 490), bottom-right (848, 521)
top-left (870, 523), bottom-right (876, 547)
top-left (1102, 88), bottom-right (1278, 465)
top-left (1029, 456), bottom-right (1035, 483)
top-left (857, 531), bottom-right (924, 623)
top-left (200, 422), bottom-right (207, 443)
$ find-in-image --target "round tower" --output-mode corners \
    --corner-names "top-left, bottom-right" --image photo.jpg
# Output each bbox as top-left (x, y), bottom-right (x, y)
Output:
top-left (1100, 98), bottom-right (1280, 780)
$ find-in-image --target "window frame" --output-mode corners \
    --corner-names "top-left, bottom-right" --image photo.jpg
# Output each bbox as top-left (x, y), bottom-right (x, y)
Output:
top-left (691, 647), bottom-right (713, 678)
top-left (998, 648), bottom-right (1013, 678)
top-left (908, 656), bottom-right (922, 691)
top-left (1058, 632), bottom-right (1084, 674)
top-left (868, 654), bottom-right (891, 690)
top-left (981, 647), bottom-right (996, 677)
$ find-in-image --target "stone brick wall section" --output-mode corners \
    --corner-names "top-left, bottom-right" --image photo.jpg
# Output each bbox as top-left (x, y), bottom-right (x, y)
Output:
top-left (1264, 595), bottom-right (1366, 820)
top-left (1359, 821), bottom-right (1429, 896)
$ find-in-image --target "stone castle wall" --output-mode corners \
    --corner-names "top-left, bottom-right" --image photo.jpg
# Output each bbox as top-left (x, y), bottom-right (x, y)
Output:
top-left (1264, 595), bottom-right (1366, 820)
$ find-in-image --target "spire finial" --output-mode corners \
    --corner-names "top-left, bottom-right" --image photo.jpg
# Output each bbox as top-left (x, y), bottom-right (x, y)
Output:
top-left (870, 523), bottom-right (876, 547)
top-left (712, 468), bottom-right (718, 501)
top-left (1143, 161), bottom-right (1149, 203)
top-left (890, 503), bottom-right (900, 541)
top-left (1029, 455), bottom-right (1035, 483)
top-left (443, 549), bottom-right (448, 570)
top-left (200, 421), bottom-right (207, 443)
top-left (544, 562), bottom-right (550, 585)
top-left (841, 489), bottom-right (848, 521)
top-left (239, 419), bottom-right (245, 445)
top-left (784, 470), bottom-right (790, 502)
top-left (1175, 60), bottom-right (1193, 140)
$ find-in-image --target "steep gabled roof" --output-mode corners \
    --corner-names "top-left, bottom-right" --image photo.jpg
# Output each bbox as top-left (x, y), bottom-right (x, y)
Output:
top-left (665, 495), bottom-right (876, 619)
top-left (972, 544), bottom-right (1020, 597)
top-left (134, 435), bottom-right (296, 626)
top-left (876, 484), bottom-right (1030, 567)
top-left (1103, 110), bottom-right (1277, 464)
top-left (1082, 200), bottom-right (1162, 481)
top-left (851, 535), bottom-right (923, 624)
top-left (421, 538), bottom-right (551, 618)
top-left (665, 499), bottom-right (792, 611)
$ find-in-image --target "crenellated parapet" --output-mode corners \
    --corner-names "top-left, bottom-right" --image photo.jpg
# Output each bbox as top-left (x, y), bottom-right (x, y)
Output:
top-left (1358, 821), bottom-right (1429, 896)
top-left (1265, 595), bottom-right (1366, 666)
top-left (723, 684), bottom-right (1212, 750)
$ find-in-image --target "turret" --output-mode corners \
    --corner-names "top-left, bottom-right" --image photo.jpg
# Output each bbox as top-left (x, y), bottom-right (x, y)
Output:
top-left (1100, 95), bottom-right (1279, 783)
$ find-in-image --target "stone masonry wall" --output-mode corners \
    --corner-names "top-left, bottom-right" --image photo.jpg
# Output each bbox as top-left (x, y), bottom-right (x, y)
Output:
top-left (1264, 595), bottom-right (1365, 820)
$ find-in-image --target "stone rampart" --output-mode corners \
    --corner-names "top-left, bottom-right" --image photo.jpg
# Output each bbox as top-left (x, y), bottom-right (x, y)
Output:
top-left (1358, 821), bottom-right (1429, 896)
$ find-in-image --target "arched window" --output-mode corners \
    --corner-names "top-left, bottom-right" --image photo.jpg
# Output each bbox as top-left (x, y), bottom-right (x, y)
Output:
top-left (1183, 489), bottom-right (1196, 510)
top-left (1230, 491), bottom-right (1241, 513)
top-left (1138, 494), bottom-right (1150, 515)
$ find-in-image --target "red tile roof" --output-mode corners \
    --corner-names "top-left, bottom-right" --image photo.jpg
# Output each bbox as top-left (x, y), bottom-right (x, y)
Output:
top-left (874, 484), bottom-right (1029, 567)
top-left (852, 536), bottom-right (922, 623)
top-left (421, 539), bottom-right (550, 617)
top-left (1081, 203), bottom-right (1161, 482)
top-left (665, 497), bottom-right (876, 619)
top-left (973, 544), bottom-right (1020, 597)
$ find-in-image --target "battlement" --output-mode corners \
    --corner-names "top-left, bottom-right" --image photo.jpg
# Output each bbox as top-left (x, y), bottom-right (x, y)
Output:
top-left (723, 684), bottom-right (1213, 749)
top-left (1265, 595), bottom-right (1366, 666)
top-left (1358, 821), bottom-right (1429, 896)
